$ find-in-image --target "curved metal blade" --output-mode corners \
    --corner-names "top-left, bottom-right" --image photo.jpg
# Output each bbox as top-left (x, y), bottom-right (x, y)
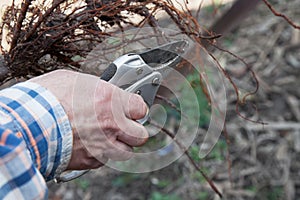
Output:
top-left (138, 40), bottom-right (188, 69)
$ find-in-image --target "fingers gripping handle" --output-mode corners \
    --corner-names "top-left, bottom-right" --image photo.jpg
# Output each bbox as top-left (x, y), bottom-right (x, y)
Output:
top-left (100, 60), bottom-right (159, 124)
top-left (54, 64), bottom-right (118, 183)
top-left (56, 61), bottom-right (160, 182)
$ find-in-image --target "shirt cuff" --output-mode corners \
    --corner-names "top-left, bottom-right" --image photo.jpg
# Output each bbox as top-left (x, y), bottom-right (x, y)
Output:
top-left (0, 81), bottom-right (73, 181)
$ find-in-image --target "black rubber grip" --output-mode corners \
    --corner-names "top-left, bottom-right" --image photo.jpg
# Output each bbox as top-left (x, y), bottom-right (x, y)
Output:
top-left (100, 63), bottom-right (117, 81)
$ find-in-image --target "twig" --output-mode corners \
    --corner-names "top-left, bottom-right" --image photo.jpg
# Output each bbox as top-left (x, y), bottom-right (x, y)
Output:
top-left (155, 94), bottom-right (187, 118)
top-left (150, 120), bottom-right (223, 198)
top-left (195, 0), bottom-right (204, 20)
top-left (189, 32), bottom-right (222, 40)
top-left (24, 0), bottom-right (66, 42)
top-left (211, 43), bottom-right (259, 103)
top-left (247, 122), bottom-right (300, 131)
top-left (10, 0), bottom-right (33, 52)
top-left (206, 50), bottom-right (266, 125)
top-left (262, 0), bottom-right (300, 30)
top-left (228, 122), bottom-right (300, 131)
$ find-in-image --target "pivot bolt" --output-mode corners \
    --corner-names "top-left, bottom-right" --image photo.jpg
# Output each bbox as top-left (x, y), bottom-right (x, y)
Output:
top-left (152, 78), bottom-right (160, 86)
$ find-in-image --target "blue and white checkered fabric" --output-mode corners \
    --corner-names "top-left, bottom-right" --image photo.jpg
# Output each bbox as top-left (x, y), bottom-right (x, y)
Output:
top-left (0, 82), bottom-right (73, 199)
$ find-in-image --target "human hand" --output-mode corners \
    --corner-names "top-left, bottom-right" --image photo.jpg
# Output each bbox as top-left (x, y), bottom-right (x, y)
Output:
top-left (29, 70), bottom-right (148, 170)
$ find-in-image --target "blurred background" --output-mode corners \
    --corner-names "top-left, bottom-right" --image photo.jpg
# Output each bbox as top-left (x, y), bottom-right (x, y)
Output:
top-left (1, 0), bottom-right (300, 199)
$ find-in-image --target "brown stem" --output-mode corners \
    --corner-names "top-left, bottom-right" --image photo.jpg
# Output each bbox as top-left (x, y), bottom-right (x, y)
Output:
top-left (149, 120), bottom-right (223, 198)
top-left (189, 32), bottom-right (222, 40)
top-left (10, 0), bottom-right (33, 52)
top-left (262, 0), bottom-right (300, 29)
top-left (24, 0), bottom-right (66, 42)
top-left (206, 50), bottom-right (266, 125)
top-left (211, 44), bottom-right (259, 103)
top-left (155, 94), bottom-right (188, 118)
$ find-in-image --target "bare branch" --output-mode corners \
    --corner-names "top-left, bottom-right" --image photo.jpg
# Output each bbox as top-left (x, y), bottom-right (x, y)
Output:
top-left (262, 0), bottom-right (300, 29)
top-left (10, 0), bottom-right (33, 52)
top-left (150, 120), bottom-right (223, 198)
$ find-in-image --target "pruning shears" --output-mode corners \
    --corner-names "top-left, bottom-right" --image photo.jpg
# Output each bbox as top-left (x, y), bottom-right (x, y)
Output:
top-left (54, 40), bottom-right (188, 183)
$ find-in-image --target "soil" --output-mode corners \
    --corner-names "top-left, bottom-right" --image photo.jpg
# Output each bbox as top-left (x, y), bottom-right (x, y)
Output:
top-left (28, 0), bottom-right (300, 199)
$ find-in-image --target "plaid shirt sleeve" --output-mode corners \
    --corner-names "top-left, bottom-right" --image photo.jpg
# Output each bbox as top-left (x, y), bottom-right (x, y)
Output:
top-left (0, 81), bottom-right (73, 199)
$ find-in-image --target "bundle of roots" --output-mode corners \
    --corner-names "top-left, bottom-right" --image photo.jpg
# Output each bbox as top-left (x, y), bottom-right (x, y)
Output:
top-left (0, 0), bottom-right (218, 81)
